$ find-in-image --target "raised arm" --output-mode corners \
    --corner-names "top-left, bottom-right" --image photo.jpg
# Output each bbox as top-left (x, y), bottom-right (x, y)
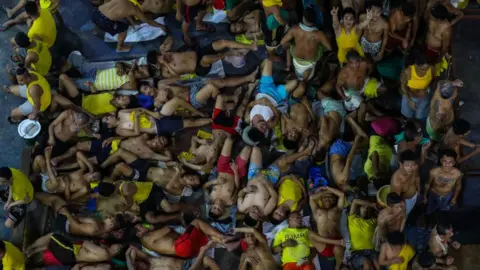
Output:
top-left (279, 26), bottom-right (295, 47)
top-left (134, 8), bottom-right (167, 31)
top-left (349, 199), bottom-right (376, 216)
top-left (76, 151), bottom-right (94, 173)
top-left (331, 7), bottom-right (341, 37)
top-left (44, 147), bottom-right (61, 191)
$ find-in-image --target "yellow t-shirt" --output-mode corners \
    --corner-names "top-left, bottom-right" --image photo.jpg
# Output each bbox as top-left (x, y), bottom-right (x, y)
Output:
top-left (129, 111), bottom-right (153, 129)
top-left (81, 93), bottom-right (117, 115)
top-left (364, 136), bottom-right (393, 179)
top-left (2, 241), bottom-right (25, 270)
top-left (119, 181), bottom-right (153, 203)
top-left (262, 0), bottom-right (283, 7)
top-left (389, 244), bottom-right (415, 270)
top-left (94, 68), bottom-right (129, 91)
top-left (272, 228), bottom-right (312, 265)
top-left (277, 178), bottom-right (303, 212)
top-left (348, 215), bottom-right (376, 251)
top-left (28, 41), bottom-right (52, 76)
top-left (10, 168), bottom-right (33, 203)
top-left (28, 9), bottom-right (56, 48)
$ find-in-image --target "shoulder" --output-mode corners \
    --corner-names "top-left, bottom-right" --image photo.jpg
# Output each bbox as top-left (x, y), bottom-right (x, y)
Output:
top-left (430, 167), bottom-right (440, 175)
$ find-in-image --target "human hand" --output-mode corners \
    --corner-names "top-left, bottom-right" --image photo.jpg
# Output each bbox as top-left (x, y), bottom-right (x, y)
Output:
top-left (366, 9), bottom-right (373, 21)
top-left (378, 50), bottom-right (384, 61)
top-left (392, 257), bottom-right (405, 264)
top-left (3, 203), bottom-right (9, 211)
top-left (48, 137), bottom-right (56, 146)
top-left (28, 113), bottom-right (37, 120)
top-left (246, 255), bottom-right (261, 266)
top-left (422, 141), bottom-right (432, 152)
top-left (230, 162), bottom-right (238, 173)
top-left (407, 98), bottom-right (417, 110)
top-left (331, 7), bottom-right (339, 16)
top-left (282, 239), bottom-right (298, 247)
top-left (176, 11), bottom-right (182, 22)
top-left (452, 79), bottom-right (464, 87)
top-left (451, 241), bottom-right (461, 249)
top-left (446, 256), bottom-right (455, 265)
top-left (45, 145), bottom-right (53, 158)
top-left (200, 240), bottom-right (215, 252)
top-left (450, 198), bottom-right (457, 206)
top-left (102, 137), bottom-right (115, 147)
top-left (402, 39), bottom-right (409, 49)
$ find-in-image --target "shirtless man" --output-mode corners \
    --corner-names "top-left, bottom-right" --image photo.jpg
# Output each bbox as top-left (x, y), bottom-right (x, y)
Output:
top-left (175, 0), bottom-right (211, 45)
top-left (147, 39), bottom-right (256, 78)
top-left (424, 149), bottom-right (463, 215)
top-left (375, 193), bottom-right (406, 250)
top-left (280, 6), bottom-right (332, 80)
top-left (103, 108), bottom-right (211, 137)
top-left (424, 4), bottom-right (452, 64)
top-left (237, 174), bottom-right (278, 219)
top-left (229, 9), bottom-right (263, 39)
top-left (25, 233), bottom-right (123, 267)
top-left (429, 222), bottom-right (461, 267)
top-left (427, 80), bottom-right (463, 141)
top-left (336, 51), bottom-right (385, 102)
top-left (34, 192), bottom-right (119, 237)
top-left (440, 119), bottom-right (480, 163)
top-left (310, 187), bottom-right (346, 270)
top-left (379, 231), bottom-right (415, 269)
top-left (427, 0), bottom-right (463, 26)
top-left (390, 150), bottom-right (420, 216)
top-left (135, 218), bottom-right (234, 259)
top-left (280, 98), bottom-right (315, 149)
top-left (93, 0), bottom-right (167, 52)
top-left (33, 147), bottom-right (101, 201)
top-left (329, 118), bottom-right (367, 191)
top-left (358, 1), bottom-right (389, 61)
top-left (236, 227), bottom-right (277, 270)
top-left (200, 138), bottom-right (251, 219)
top-left (396, 119), bottom-right (432, 165)
top-left (385, 3), bottom-right (417, 53)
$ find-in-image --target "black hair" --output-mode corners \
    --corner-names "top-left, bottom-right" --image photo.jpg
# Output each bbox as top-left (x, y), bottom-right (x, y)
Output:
top-left (15, 32), bottom-right (31, 48)
top-left (366, 0), bottom-right (383, 10)
top-left (440, 148), bottom-right (458, 161)
top-left (303, 6), bottom-right (317, 24)
top-left (343, 7), bottom-right (356, 18)
top-left (452, 119), bottom-right (471, 135)
top-left (418, 251), bottom-right (436, 268)
top-left (25, 2), bottom-right (39, 16)
top-left (269, 215), bottom-right (284, 226)
top-left (16, 66), bottom-right (28, 76)
top-left (248, 127), bottom-right (264, 143)
top-left (212, 110), bottom-right (235, 127)
top-left (386, 192), bottom-right (402, 206)
top-left (126, 95), bottom-right (138, 109)
top-left (208, 210), bottom-right (222, 220)
top-left (146, 51), bottom-right (158, 65)
top-left (0, 241), bottom-right (5, 253)
top-left (0, 167), bottom-right (12, 180)
top-left (401, 2), bottom-right (416, 17)
top-left (386, 231), bottom-right (406, 245)
top-left (283, 138), bottom-right (298, 150)
top-left (431, 4), bottom-right (449, 20)
top-left (138, 81), bottom-right (152, 92)
top-left (399, 150), bottom-right (417, 163)
top-left (312, 148), bottom-right (327, 163)
top-left (437, 221), bottom-right (452, 235)
top-left (413, 52), bottom-right (428, 66)
top-left (115, 214), bottom-right (127, 230)
top-left (244, 213), bottom-right (259, 227)
top-left (346, 50), bottom-right (361, 61)
top-left (404, 119), bottom-right (422, 142)
top-left (98, 182), bottom-right (116, 197)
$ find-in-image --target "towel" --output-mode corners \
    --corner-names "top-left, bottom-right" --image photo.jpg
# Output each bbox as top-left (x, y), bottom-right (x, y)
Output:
top-left (104, 17), bottom-right (166, 43)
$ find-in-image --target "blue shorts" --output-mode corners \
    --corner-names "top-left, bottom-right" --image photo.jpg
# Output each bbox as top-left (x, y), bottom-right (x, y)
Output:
top-left (401, 95), bottom-right (430, 120)
top-left (329, 139), bottom-right (352, 158)
top-left (87, 198), bottom-right (97, 212)
top-left (189, 83), bottom-right (204, 109)
top-left (259, 75), bottom-right (288, 106)
top-left (247, 162), bottom-right (280, 185)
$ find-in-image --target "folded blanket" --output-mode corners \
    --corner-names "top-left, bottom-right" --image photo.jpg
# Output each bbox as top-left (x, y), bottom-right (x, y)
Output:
top-left (104, 17), bottom-right (166, 43)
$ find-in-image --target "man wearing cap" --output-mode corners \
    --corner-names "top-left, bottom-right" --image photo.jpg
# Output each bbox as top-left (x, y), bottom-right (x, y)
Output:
top-left (427, 79), bottom-right (463, 141)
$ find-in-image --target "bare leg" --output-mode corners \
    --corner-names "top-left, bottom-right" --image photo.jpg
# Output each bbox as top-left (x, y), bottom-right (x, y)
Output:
top-left (291, 81), bottom-right (305, 99)
top-left (182, 21), bottom-right (192, 46)
top-left (212, 39), bottom-right (257, 51)
top-left (33, 155), bottom-right (47, 174)
top-left (333, 245), bottom-right (345, 270)
top-left (238, 145), bottom-right (252, 161)
top-left (5, 0), bottom-right (27, 18)
top-left (100, 148), bottom-right (138, 168)
top-left (58, 74), bottom-right (80, 98)
top-left (261, 59), bottom-right (273, 77)
top-left (340, 136), bottom-right (361, 178)
top-left (51, 146), bottom-right (78, 166)
top-left (2, 12), bottom-right (28, 27)
top-left (111, 162), bottom-right (134, 180)
top-left (191, 219), bottom-right (224, 240)
top-left (285, 49), bottom-right (292, 71)
top-left (220, 137), bottom-right (234, 157)
top-left (284, 80), bottom-right (299, 93)
top-left (35, 193), bottom-right (67, 212)
top-left (276, 140), bottom-right (315, 172)
top-left (236, 82), bottom-right (256, 117)
top-left (116, 32), bottom-right (132, 52)
top-left (183, 118), bottom-right (212, 128)
top-left (250, 146), bottom-right (262, 168)
top-left (194, 83), bottom-right (221, 104)
top-left (208, 68), bottom-right (259, 88)
top-left (25, 233), bottom-right (53, 257)
top-left (10, 107), bottom-right (25, 120)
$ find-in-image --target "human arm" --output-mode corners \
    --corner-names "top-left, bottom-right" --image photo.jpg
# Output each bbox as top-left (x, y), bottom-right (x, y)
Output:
top-left (161, 97), bottom-right (206, 117)
top-left (269, 5), bottom-right (287, 26)
top-left (336, 72), bottom-right (348, 100)
top-left (189, 241), bottom-right (216, 270)
top-left (28, 85), bottom-right (43, 119)
top-left (24, 52), bottom-right (38, 70)
top-left (350, 199), bottom-right (376, 215)
top-left (450, 173), bottom-right (463, 205)
top-left (446, 3), bottom-right (463, 26)
top-left (127, 60), bottom-right (138, 90)
top-left (317, 31), bottom-right (332, 51)
top-left (379, 243), bottom-right (404, 266)
top-left (70, 187), bottom-right (89, 202)
top-left (331, 7), bottom-right (341, 36)
top-left (134, 8), bottom-right (167, 31)
top-left (145, 211), bottom-right (182, 224)
top-left (441, 26), bottom-right (452, 57)
top-left (380, 20), bottom-right (389, 59)
top-left (239, 253), bottom-right (249, 270)
top-left (388, 13), bottom-right (407, 42)
top-left (263, 180), bottom-right (279, 215)
top-left (235, 227), bottom-right (268, 247)
top-left (76, 152), bottom-right (94, 173)
top-left (357, 13), bottom-right (371, 30)
top-left (409, 15), bottom-right (418, 47)
top-left (424, 169), bottom-right (435, 201)
top-left (179, 158), bottom-right (205, 171)
top-left (325, 186), bottom-right (345, 209)
top-left (279, 27), bottom-right (295, 47)
top-left (400, 69), bottom-right (409, 96)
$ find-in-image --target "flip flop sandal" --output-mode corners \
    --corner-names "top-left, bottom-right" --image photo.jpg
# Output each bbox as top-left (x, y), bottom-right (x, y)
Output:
top-left (0, 23), bottom-right (11, 32)
top-left (3, 85), bottom-right (12, 94)
top-left (10, 55), bottom-right (21, 63)
top-left (7, 116), bottom-right (22, 125)
top-left (1, 6), bottom-right (11, 17)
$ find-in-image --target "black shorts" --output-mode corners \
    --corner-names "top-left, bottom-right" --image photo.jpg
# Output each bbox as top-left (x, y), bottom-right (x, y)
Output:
top-left (91, 8), bottom-right (129, 35)
top-left (89, 139), bottom-right (112, 164)
top-left (48, 234), bottom-right (77, 265)
top-left (33, 134), bottom-right (73, 158)
top-left (139, 184), bottom-right (166, 218)
top-left (155, 116), bottom-right (184, 135)
top-left (129, 159), bottom-right (150, 182)
top-left (0, 190), bottom-right (28, 227)
top-left (71, 93), bottom-right (83, 107)
top-left (181, 2), bottom-right (206, 24)
top-left (195, 43), bottom-right (218, 77)
top-left (52, 214), bottom-right (69, 235)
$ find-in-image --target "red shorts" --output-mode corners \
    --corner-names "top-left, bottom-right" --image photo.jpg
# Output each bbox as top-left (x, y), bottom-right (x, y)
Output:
top-left (217, 154), bottom-right (248, 178)
top-left (319, 236), bottom-right (342, 257)
top-left (43, 249), bottom-right (63, 266)
top-left (174, 226), bottom-right (209, 258)
top-left (283, 262), bottom-right (314, 270)
top-left (424, 45), bottom-right (440, 63)
top-left (211, 108), bottom-right (241, 135)
top-left (385, 31), bottom-right (407, 52)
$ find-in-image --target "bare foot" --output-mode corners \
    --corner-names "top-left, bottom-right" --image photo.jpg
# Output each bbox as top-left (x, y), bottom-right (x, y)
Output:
top-left (3, 85), bottom-right (12, 94)
top-left (160, 36), bottom-right (173, 53)
top-left (4, 7), bottom-right (13, 19)
top-left (116, 44), bottom-right (132, 53)
top-left (232, 88), bottom-right (242, 103)
top-left (248, 67), bottom-right (259, 82)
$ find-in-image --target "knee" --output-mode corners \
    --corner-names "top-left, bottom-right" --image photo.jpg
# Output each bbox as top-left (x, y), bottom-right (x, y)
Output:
top-left (59, 74), bottom-right (69, 82)
top-left (362, 259), bottom-right (373, 269)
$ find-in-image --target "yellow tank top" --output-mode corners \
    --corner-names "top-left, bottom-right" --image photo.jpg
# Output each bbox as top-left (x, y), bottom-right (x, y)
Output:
top-left (110, 139), bottom-right (121, 154)
top-left (336, 27), bottom-right (364, 63)
top-left (40, 0), bottom-right (51, 9)
top-left (277, 178), bottom-right (303, 212)
top-left (28, 9), bottom-right (56, 48)
top-left (119, 181), bottom-right (153, 204)
top-left (389, 244), bottom-right (415, 270)
top-left (81, 93), bottom-right (117, 115)
top-left (407, 65), bottom-right (432, 90)
top-left (28, 41), bottom-right (52, 76)
top-left (27, 71), bottom-right (51, 112)
top-left (129, 111), bottom-right (153, 129)
top-left (94, 68), bottom-right (129, 91)
top-left (262, 0), bottom-right (283, 7)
